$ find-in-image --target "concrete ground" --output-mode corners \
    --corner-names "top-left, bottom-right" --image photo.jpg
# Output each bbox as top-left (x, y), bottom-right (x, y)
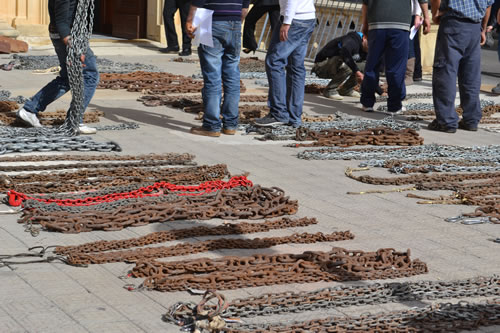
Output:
top-left (0, 39), bottom-right (499, 332)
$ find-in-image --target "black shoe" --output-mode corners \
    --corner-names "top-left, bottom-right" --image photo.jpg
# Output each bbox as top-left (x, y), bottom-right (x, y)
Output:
top-left (427, 119), bottom-right (456, 133)
top-left (413, 77), bottom-right (422, 82)
top-left (179, 48), bottom-right (192, 56)
top-left (242, 48), bottom-right (255, 54)
top-left (458, 119), bottom-right (478, 131)
top-left (159, 46), bottom-right (180, 54)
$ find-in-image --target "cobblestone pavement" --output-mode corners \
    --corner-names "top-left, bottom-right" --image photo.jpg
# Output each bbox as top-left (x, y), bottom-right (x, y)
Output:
top-left (0, 41), bottom-right (499, 332)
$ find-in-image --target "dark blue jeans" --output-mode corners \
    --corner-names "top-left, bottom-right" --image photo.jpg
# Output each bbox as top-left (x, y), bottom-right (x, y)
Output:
top-left (361, 29), bottom-right (409, 112)
top-left (432, 17), bottom-right (481, 129)
top-left (198, 20), bottom-right (241, 132)
top-left (266, 18), bottom-right (316, 127)
top-left (23, 38), bottom-right (99, 123)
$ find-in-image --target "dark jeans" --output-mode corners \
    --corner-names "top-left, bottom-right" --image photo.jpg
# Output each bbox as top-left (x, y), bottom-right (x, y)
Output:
top-left (361, 29), bottom-right (409, 112)
top-left (408, 15), bottom-right (422, 79)
top-left (23, 38), bottom-right (99, 123)
top-left (242, 5), bottom-right (280, 51)
top-left (163, 0), bottom-right (191, 49)
top-left (432, 17), bottom-right (482, 129)
top-left (198, 21), bottom-right (242, 132)
top-left (266, 18), bottom-right (316, 127)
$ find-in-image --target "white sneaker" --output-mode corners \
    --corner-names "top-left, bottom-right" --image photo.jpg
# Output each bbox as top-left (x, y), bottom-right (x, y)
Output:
top-left (16, 108), bottom-right (42, 127)
top-left (342, 90), bottom-right (361, 98)
top-left (362, 105), bottom-right (374, 112)
top-left (386, 106), bottom-right (406, 115)
top-left (78, 124), bottom-right (97, 134)
top-left (324, 90), bottom-right (344, 100)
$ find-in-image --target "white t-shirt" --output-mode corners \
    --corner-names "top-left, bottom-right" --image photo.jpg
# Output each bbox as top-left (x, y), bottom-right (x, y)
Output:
top-left (279, 0), bottom-right (316, 25)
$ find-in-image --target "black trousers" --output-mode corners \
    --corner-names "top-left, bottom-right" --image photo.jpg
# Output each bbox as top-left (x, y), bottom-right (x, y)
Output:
top-left (242, 5), bottom-right (280, 51)
top-left (163, 0), bottom-right (191, 49)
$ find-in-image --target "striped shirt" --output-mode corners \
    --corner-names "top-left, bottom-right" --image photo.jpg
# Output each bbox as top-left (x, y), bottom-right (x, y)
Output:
top-left (440, 0), bottom-right (495, 22)
top-left (191, 0), bottom-right (250, 21)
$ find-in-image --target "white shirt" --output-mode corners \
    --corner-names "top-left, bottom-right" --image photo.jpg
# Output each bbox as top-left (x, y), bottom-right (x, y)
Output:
top-left (412, 0), bottom-right (422, 16)
top-left (280, 0), bottom-right (316, 25)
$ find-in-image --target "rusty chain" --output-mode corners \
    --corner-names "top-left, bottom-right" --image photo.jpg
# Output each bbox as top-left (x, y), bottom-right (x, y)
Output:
top-left (0, 152), bottom-right (194, 163)
top-left (63, 231), bottom-right (355, 265)
top-left (2, 164), bottom-right (228, 193)
top-left (292, 127), bottom-right (423, 147)
top-left (132, 247), bottom-right (427, 292)
top-left (0, 109), bottom-right (103, 127)
top-left (54, 217), bottom-right (318, 255)
top-left (20, 186), bottom-right (299, 233)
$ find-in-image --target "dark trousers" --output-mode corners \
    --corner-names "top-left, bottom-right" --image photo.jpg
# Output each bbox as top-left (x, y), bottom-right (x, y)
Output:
top-left (432, 17), bottom-right (482, 129)
top-left (242, 5), bottom-right (280, 51)
top-left (163, 0), bottom-right (191, 49)
top-left (408, 16), bottom-right (422, 78)
top-left (361, 29), bottom-right (409, 112)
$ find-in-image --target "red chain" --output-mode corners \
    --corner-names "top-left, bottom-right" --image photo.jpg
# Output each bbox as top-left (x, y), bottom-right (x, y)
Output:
top-left (7, 176), bottom-right (253, 207)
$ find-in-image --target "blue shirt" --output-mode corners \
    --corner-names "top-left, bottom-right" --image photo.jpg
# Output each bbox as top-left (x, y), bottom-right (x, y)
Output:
top-left (440, 0), bottom-right (495, 22)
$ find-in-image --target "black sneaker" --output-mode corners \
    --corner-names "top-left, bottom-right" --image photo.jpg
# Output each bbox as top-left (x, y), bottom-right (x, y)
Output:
top-left (427, 119), bottom-right (456, 133)
top-left (159, 46), bottom-right (180, 54)
top-left (458, 119), bottom-right (478, 131)
top-left (254, 115), bottom-right (286, 127)
top-left (179, 48), bottom-right (192, 56)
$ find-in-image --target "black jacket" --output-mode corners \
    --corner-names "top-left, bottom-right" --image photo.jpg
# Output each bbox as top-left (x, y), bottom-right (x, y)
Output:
top-left (314, 31), bottom-right (366, 73)
top-left (48, 0), bottom-right (78, 39)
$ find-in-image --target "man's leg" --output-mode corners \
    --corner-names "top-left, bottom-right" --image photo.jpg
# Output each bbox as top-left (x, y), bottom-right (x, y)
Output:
top-left (361, 29), bottom-right (385, 108)
top-left (432, 18), bottom-right (463, 129)
top-left (177, 0), bottom-right (191, 51)
top-left (163, 0), bottom-right (179, 49)
top-left (385, 29), bottom-right (409, 112)
top-left (197, 21), bottom-right (225, 132)
top-left (23, 38), bottom-right (70, 115)
top-left (457, 21), bottom-right (482, 128)
top-left (285, 19), bottom-right (316, 126)
top-left (265, 20), bottom-right (294, 124)
top-left (221, 21), bottom-right (242, 131)
top-left (81, 47), bottom-right (100, 123)
top-left (323, 56), bottom-right (349, 96)
top-left (242, 5), bottom-right (267, 51)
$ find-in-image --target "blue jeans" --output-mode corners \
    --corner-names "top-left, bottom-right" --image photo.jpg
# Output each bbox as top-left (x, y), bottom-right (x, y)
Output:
top-left (432, 17), bottom-right (481, 129)
top-left (23, 38), bottom-right (99, 123)
top-left (198, 20), bottom-right (241, 132)
top-left (266, 18), bottom-right (316, 127)
top-left (361, 29), bottom-right (409, 112)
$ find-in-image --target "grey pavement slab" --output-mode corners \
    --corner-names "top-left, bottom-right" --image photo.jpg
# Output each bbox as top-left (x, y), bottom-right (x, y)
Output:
top-left (0, 41), bottom-right (499, 332)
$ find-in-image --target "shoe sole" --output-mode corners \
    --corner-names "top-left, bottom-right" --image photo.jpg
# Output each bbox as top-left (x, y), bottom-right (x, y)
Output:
top-left (17, 111), bottom-right (41, 127)
top-left (254, 122), bottom-right (285, 127)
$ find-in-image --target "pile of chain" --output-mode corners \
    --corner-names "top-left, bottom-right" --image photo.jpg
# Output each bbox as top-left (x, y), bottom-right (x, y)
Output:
top-left (131, 247), bottom-right (427, 292)
top-left (55, 217), bottom-right (317, 255)
top-left (0, 108), bottom-right (103, 126)
top-left (2, 163), bottom-right (228, 193)
top-left (244, 117), bottom-right (421, 141)
top-left (292, 127), bottom-right (423, 147)
top-left (377, 99), bottom-right (500, 124)
top-left (62, 231), bottom-right (354, 265)
top-left (19, 185), bottom-right (299, 232)
top-left (98, 71), bottom-right (247, 94)
top-left (11, 54), bottom-right (162, 73)
top-left (227, 299), bottom-right (500, 332)
top-left (223, 275), bottom-right (500, 319)
top-left (0, 89), bottom-right (28, 104)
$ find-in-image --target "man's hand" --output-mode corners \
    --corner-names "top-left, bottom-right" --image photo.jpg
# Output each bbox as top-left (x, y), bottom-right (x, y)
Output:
top-left (480, 29), bottom-right (487, 45)
top-left (432, 10), bottom-right (441, 25)
top-left (186, 21), bottom-right (197, 39)
top-left (280, 24), bottom-right (290, 42)
top-left (422, 17), bottom-right (431, 34)
top-left (355, 71), bottom-right (364, 84)
top-left (63, 36), bottom-right (70, 45)
top-left (241, 8), bottom-right (248, 21)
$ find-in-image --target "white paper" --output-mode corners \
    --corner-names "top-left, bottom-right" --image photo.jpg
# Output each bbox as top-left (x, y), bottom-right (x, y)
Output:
top-left (409, 21), bottom-right (422, 40)
top-left (193, 8), bottom-right (214, 48)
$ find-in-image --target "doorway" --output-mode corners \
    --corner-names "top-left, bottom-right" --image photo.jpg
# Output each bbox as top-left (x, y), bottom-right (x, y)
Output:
top-left (93, 0), bottom-right (148, 39)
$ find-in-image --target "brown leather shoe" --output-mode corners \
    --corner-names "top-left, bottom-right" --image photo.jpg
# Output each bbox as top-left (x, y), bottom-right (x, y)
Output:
top-left (190, 126), bottom-right (220, 137)
top-left (222, 128), bottom-right (236, 135)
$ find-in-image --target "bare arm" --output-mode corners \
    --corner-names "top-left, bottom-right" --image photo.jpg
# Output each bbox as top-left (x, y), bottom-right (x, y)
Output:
top-left (185, 5), bottom-right (199, 39)
top-left (420, 3), bottom-right (431, 34)
top-left (431, 0), bottom-right (441, 24)
top-left (481, 6), bottom-right (492, 45)
top-left (361, 4), bottom-right (368, 37)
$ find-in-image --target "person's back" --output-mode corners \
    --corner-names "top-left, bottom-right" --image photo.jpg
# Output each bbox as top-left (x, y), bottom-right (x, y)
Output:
top-left (363, 0), bottom-right (413, 31)
top-left (48, 0), bottom-right (78, 40)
